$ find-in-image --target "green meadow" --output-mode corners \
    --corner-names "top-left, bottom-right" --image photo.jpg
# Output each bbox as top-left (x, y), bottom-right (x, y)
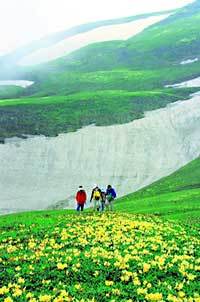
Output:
top-left (0, 86), bottom-right (198, 139)
top-left (0, 157), bottom-right (200, 301)
top-left (0, 1), bottom-right (200, 300)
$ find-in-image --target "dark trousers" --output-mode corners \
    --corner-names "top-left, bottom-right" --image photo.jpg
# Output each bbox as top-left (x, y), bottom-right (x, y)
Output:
top-left (77, 204), bottom-right (84, 211)
top-left (101, 201), bottom-right (105, 211)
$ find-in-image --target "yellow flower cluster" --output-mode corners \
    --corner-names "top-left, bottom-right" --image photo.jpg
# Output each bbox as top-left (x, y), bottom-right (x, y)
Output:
top-left (145, 292), bottom-right (163, 301)
top-left (0, 212), bottom-right (199, 301)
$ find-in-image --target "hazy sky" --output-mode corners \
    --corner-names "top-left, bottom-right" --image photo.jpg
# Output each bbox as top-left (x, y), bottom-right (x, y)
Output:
top-left (0, 0), bottom-right (194, 55)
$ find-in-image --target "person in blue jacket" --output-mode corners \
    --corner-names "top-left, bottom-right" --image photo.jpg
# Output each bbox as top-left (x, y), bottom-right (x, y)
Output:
top-left (105, 185), bottom-right (116, 211)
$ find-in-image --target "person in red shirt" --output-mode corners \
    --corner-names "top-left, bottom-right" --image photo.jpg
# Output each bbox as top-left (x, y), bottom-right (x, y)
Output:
top-left (76, 186), bottom-right (87, 211)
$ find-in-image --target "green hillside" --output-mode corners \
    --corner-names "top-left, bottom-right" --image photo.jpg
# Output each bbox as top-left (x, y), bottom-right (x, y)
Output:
top-left (22, 62), bottom-right (200, 97)
top-left (0, 156), bottom-right (199, 300)
top-left (0, 10), bottom-right (172, 80)
top-left (0, 88), bottom-right (196, 139)
top-left (30, 1), bottom-right (200, 74)
top-left (1, 1), bottom-right (200, 140)
top-left (115, 156), bottom-right (200, 226)
top-left (0, 85), bottom-right (24, 99)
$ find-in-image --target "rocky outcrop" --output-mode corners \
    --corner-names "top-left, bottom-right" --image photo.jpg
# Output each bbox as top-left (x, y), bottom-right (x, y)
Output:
top-left (0, 92), bottom-right (200, 212)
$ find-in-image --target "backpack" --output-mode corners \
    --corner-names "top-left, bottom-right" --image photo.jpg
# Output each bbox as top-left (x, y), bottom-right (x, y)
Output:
top-left (93, 189), bottom-right (101, 200)
top-left (111, 188), bottom-right (116, 198)
top-left (106, 188), bottom-right (116, 201)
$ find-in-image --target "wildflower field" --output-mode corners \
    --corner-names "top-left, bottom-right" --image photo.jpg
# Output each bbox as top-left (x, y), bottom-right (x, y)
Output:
top-left (0, 212), bottom-right (200, 302)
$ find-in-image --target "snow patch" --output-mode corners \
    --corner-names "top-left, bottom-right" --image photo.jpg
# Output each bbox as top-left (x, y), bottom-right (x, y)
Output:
top-left (180, 58), bottom-right (198, 65)
top-left (165, 77), bottom-right (200, 88)
top-left (0, 80), bottom-right (34, 88)
top-left (0, 93), bottom-right (200, 211)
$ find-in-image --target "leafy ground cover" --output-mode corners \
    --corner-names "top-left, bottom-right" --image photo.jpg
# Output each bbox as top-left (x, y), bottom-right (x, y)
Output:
top-left (0, 87), bottom-right (197, 140)
top-left (0, 211), bottom-right (200, 302)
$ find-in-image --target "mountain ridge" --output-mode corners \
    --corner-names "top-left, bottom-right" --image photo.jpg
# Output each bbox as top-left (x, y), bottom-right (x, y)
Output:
top-left (0, 10), bottom-right (174, 79)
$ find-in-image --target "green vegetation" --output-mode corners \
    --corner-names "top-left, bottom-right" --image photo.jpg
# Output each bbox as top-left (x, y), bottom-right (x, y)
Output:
top-left (0, 211), bottom-right (199, 301)
top-left (0, 1), bottom-right (200, 139)
top-left (0, 141), bottom-right (199, 301)
top-left (0, 88), bottom-right (196, 139)
top-left (0, 2), bottom-right (200, 298)
top-left (22, 63), bottom-right (200, 97)
top-left (0, 159), bottom-right (199, 301)
top-left (31, 7), bottom-right (200, 74)
top-left (115, 157), bottom-right (200, 227)
top-left (0, 10), bottom-right (172, 80)
top-left (0, 86), bottom-right (25, 99)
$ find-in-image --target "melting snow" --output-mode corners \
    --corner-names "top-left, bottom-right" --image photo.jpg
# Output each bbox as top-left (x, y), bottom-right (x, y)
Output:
top-left (0, 80), bottom-right (34, 88)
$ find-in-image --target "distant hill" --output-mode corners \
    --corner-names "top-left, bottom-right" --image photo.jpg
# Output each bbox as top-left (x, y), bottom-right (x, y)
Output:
top-left (0, 11), bottom-right (172, 79)
top-left (0, 1), bottom-right (200, 140)
top-left (26, 0), bottom-right (200, 75)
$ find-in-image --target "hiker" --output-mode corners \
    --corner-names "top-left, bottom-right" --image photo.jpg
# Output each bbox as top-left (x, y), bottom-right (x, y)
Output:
top-left (90, 185), bottom-right (102, 211)
top-left (105, 185), bottom-right (116, 211)
top-left (76, 186), bottom-right (87, 211)
top-left (101, 188), bottom-right (106, 211)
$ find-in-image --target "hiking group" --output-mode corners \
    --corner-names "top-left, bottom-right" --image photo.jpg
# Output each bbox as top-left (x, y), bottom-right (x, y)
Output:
top-left (75, 184), bottom-right (116, 212)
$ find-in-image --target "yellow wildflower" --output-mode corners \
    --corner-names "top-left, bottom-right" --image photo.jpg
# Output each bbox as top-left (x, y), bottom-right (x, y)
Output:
top-left (143, 263), bottom-right (151, 273)
top-left (15, 266), bottom-right (21, 271)
top-left (39, 294), bottom-right (52, 302)
top-left (145, 292), bottom-right (163, 301)
top-left (187, 273), bottom-right (196, 280)
top-left (13, 288), bottom-right (23, 297)
top-left (137, 288), bottom-right (147, 295)
top-left (74, 284), bottom-right (82, 290)
top-left (4, 297), bottom-right (13, 302)
top-left (26, 292), bottom-right (34, 299)
top-left (57, 263), bottom-right (67, 270)
top-left (105, 280), bottom-right (114, 286)
top-left (112, 288), bottom-right (121, 295)
top-left (18, 277), bottom-right (25, 284)
top-left (0, 287), bottom-right (9, 295)
top-left (178, 291), bottom-right (185, 298)
top-left (133, 277), bottom-right (141, 286)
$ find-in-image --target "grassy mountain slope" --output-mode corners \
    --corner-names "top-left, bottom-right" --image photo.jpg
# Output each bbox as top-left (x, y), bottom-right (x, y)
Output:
top-left (0, 86), bottom-right (24, 99)
top-left (0, 11), bottom-right (172, 80)
top-left (115, 156), bottom-right (200, 226)
top-left (0, 158), bottom-right (200, 302)
top-left (0, 1), bottom-right (200, 140)
top-left (31, 2), bottom-right (200, 75)
top-left (0, 158), bottom-right (200, 299)
top-left (24, 63), bottom-right (200, 97)
top-left (0, 155), bottom-right (199, 301)
top-left (0, 87), bottom-right (197, 139)
top-left (14, 1), bottom-right (200, 97)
